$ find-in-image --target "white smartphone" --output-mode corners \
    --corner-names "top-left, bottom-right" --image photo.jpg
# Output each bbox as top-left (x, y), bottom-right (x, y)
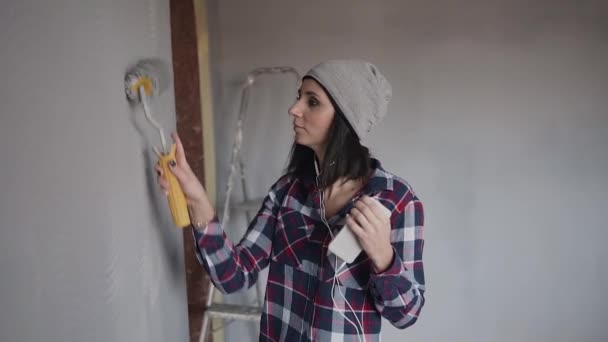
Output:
top-left (328, 198), bottom-right (392, 264)
top-left (328, 224), bottom-right (362, 263)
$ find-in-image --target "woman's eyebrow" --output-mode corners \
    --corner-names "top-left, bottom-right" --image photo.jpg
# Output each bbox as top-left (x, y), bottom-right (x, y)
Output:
top-left (304, 90), bottom-right (320, 97)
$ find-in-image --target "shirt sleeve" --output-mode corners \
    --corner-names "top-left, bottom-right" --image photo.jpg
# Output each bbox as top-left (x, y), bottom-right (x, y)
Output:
top-left (191, 176), bottom-right (291, 294)
top-left (368, 193), bottom-right (426, 329)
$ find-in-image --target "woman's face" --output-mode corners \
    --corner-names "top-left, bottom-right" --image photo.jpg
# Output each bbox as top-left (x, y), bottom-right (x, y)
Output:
top-left (289, 78), bottom-right (335, 156)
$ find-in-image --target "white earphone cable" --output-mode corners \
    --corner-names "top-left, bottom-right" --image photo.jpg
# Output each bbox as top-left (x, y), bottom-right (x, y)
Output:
top-left (315, 158), bottom-right (366, 342)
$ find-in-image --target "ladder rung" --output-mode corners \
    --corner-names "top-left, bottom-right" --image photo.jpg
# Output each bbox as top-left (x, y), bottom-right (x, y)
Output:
top-left (206, 303), bottom-right (262, 321)
top-left (233, 197), bottom-right (264, 211)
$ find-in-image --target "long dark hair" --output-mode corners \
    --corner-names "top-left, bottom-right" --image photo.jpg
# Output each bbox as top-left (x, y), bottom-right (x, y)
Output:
top-left (286, 77), bottom-right (372, 189)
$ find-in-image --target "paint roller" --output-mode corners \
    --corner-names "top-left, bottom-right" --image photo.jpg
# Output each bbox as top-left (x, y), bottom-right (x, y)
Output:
top-left (125, 59), bottom-right (191, 228)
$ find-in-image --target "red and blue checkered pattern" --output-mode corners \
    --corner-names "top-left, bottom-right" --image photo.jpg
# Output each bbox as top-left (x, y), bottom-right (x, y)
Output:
top-left (192, 159), bottom-right (425, 341)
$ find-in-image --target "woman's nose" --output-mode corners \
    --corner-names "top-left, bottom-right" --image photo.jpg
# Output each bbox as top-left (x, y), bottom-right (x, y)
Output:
top-left (288, 102), bottom-right (303, 118)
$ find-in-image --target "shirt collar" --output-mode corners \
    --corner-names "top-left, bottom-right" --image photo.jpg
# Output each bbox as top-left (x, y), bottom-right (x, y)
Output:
top-left (299, 158), bottom-right (394, 194)
top-left (362, 158), bottom-right (394, 194)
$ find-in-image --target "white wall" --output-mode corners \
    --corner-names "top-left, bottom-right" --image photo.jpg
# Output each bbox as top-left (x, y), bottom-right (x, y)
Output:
top-left (0, 0), bottom-right (189, 341)
top-left (207, 0), bottom-right (608, 341)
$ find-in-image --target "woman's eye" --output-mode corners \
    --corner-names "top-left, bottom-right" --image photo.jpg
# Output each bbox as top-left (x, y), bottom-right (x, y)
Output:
top-left (308, 98), bottom-right (319, 107)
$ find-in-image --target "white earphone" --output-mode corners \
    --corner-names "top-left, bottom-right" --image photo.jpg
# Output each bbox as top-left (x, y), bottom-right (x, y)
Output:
top-left (314, 158), bottom-right (366, 342)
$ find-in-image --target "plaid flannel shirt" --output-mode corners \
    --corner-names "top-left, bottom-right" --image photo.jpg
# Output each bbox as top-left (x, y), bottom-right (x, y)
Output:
top-left (192, 159), bottom-right (425, 341)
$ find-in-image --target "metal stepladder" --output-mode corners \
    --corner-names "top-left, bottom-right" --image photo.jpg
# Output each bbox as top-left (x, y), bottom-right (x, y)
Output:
top-left (199, 66), bottom-right (301, 342)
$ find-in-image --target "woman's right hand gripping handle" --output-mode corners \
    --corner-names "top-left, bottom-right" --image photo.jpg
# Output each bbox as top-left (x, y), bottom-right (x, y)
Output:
top-left (155, 131), bottom-right (216, 227)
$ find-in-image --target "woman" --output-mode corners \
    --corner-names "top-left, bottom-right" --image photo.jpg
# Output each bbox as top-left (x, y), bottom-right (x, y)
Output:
top-left (157, 60), bottom-right (425, 341)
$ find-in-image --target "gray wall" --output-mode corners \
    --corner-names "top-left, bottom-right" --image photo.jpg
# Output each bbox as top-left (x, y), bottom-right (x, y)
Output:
top-left (0, 0), bottom-right (189, 341)
top-left (207, 0), bottom-right (608, 341)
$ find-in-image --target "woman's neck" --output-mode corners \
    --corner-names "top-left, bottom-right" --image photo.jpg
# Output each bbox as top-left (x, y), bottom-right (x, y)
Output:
top-left (326, 177), bottom-right (363, 198)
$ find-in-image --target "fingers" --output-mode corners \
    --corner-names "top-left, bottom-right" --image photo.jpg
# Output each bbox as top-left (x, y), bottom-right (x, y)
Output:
top-left (155, 163), bottom-right (170, 196)
top-left (359, 196), bottom-right (391, 222)
top-left (159, 180), bottom-right (169, 196)
top-left (346, 214), bottom-right (367, 239)
top-left (352, 197), bottom-right (382, 228)
top-left (157, 174), bottom-right (170, 196)
top-left (171, 131), bottom-right (188, 166)
top-left (349, 207), bottom-right (373, 231)
top-left (167, 159), bottom-right (187, 183)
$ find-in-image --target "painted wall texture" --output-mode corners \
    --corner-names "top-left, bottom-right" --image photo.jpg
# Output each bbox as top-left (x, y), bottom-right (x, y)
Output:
top-left (0, 0), bottom-right (189, 341)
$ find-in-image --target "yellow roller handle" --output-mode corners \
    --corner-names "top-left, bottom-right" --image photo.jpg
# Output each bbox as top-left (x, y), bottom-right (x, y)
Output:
top-left (158, 144), bottom-right (191, 228)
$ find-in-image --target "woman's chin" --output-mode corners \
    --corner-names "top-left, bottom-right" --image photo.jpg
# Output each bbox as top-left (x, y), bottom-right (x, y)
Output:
top-left (293, 133), bottom-right (304, 144)
top-left (294, 138), bottom-right (310, 148)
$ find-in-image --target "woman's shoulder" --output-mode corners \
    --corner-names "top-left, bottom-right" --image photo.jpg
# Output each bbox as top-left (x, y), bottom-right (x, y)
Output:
top-left (265, 173), bottom-right (313, 208)
top-left (268, 172), bottom-right (307, 196)
top-left (271, 172), bottom-right (301, 189)
top-left (389, 172), bottom-right (417, 197)
top-left (371, 159), bottom-right (421, 211)
top-left (370, 159), bottom-right (413, 190)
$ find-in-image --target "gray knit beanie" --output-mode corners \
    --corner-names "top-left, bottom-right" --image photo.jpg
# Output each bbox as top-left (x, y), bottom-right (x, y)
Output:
top-left (305, 59), bottom-right (392, 140)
